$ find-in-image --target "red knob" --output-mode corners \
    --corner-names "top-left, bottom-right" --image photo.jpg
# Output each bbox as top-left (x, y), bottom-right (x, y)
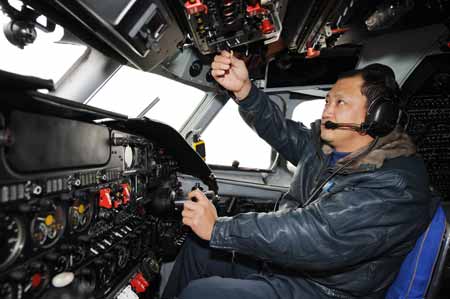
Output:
top-left (130, 272), bottom-right (149, 293)
top-left (260, 18), bottom-right (274, 34)
top-left (122, 183), bottom-right (131, 204)
top-left (99, 188), bottom-right (112, 209)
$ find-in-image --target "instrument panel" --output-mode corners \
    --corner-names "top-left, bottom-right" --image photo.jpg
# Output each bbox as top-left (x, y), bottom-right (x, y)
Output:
top-left (0, 103), bottom-right (213, 298)
top-left (180, 0), bottom-right (283, 54)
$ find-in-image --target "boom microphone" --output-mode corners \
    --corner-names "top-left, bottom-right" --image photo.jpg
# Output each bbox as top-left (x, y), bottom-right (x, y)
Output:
top-left (324, 121), bottom-right (365, 132)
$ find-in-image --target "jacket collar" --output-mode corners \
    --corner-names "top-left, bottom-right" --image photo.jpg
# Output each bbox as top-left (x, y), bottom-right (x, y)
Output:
top-left (311, 120), bottom-right (416, 172)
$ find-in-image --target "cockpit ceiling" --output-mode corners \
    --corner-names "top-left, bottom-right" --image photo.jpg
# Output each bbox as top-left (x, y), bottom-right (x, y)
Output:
top-left (3, 0), bottom-right (446, 72)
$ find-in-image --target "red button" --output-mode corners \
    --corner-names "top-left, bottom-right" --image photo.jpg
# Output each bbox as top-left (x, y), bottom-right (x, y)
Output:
top-left (136, 273), bottom-right (149, 288)
top-left (99, 188), bottom-right (112, 209)
top-left (247, 3), bottom-right (265, 16)
top-left (130, 272), bottom-right (149, 293)
top-left (131, 278), bottom-right (146, 293)
top-left (31, 273), bottom-right (42, 288)
top-left (184, 0), bottom-right (208, 15)
top-left (122, 184), bottom-right (131, 204)
top-left (260, 18), bottom-right (274, 34)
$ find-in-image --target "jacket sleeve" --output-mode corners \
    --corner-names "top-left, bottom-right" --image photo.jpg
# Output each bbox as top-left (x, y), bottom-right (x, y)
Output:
top-left (238, 84), bottom-right (315, 166)
top-left (209, 171), bottom-right (431, 271)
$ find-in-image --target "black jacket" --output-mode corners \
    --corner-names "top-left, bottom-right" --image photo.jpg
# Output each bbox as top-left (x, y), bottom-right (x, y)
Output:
top-left (209, 85), bottom-right (438, 298)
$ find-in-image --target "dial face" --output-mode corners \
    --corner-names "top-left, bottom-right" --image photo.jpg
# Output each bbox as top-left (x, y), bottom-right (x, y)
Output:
top-left (68, 196), bottom-right (94, 233)
top-left (0, 216), bottom-right (25, 271)
top-left (30, 204), bottom-right (66, 248)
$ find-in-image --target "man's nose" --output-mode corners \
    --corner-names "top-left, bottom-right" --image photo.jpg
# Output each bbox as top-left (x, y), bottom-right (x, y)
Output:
top-left (322, 103), bottom-right (335, 118)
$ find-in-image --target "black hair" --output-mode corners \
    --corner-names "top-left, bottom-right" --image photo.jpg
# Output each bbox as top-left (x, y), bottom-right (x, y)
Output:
top-left (339, 63), bottom-right (401, 108)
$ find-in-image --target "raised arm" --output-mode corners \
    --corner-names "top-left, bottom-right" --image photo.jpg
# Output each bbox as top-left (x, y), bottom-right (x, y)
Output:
top-left (211, 51), bottom-right (315, 165)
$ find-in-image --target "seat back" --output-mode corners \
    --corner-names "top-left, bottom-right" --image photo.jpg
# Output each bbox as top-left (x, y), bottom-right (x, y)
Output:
top-left (386, 205), bottom-right (448, 299)
top-left (425, 221), bottom-right (450, 299)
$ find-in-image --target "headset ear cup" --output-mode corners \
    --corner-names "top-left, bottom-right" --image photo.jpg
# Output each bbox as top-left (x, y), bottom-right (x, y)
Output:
top-left (365, 98), bottom-right (399, 137)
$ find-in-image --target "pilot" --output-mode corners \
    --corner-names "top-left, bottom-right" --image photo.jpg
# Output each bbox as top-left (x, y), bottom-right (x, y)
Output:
top-left (162, 51), bottom-right (438, 299)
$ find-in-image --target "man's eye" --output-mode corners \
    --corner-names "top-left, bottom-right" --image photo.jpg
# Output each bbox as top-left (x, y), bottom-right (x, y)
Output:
top-left (337, 99), bottom-right (345, 105)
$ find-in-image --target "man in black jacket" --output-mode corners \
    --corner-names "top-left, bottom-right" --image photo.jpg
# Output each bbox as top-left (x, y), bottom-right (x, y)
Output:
top-left (162, 51), bottom-right (438, 299)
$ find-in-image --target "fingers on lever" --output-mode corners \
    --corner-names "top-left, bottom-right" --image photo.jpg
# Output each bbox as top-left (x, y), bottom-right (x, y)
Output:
top-left (225, 50), bottom-right (233, 75)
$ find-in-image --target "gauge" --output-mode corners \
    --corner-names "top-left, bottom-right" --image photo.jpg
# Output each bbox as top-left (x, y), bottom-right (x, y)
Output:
top-left (30, 203), bottom-right (66, 248)
top-left (0, 281), bottom-right (22, 299)
top-left (0, 216), bottom-right (25, 271)
top-left (68, 196), bottom-right (95, 233)
top-left (124, 145), bottom-right (134, 169)
top-left (32, 222), bottom-right (48, 246)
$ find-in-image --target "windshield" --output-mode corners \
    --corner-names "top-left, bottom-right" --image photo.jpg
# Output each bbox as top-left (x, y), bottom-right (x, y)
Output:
top-left (86, 65), bottom-right (206, 131)
top-left (0, 9), bottom-right (205, 132)
top-left (0, 13), bottom-right (86, 82)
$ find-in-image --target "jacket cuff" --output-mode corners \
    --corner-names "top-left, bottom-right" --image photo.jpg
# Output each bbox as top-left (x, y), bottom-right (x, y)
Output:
top-left (236, 83), bottom-right (261, 111)
top-left (209, 216), bottom-right (235, 250)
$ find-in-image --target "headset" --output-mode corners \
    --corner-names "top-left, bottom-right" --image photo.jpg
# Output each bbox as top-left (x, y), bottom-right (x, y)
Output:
top-left (325, 90), bottom-right (402, 137)
top-left (362, 94), bottom-right (400, 137)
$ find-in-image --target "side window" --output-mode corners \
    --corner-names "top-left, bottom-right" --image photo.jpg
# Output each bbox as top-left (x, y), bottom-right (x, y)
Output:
top-left (201, 100), bottom-right (272, 169)
top-left (288, 99), bottom-right (325, 172)
top-left (291, 99), bottom-right (325, 129)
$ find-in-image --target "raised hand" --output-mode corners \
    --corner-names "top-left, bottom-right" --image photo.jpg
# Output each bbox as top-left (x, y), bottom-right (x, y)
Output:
top-left (211, 51), bottom-right (252, 100)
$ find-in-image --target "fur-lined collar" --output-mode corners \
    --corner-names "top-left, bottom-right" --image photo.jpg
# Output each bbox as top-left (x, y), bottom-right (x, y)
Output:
top-left (311, 121), bottom-right (416, 171)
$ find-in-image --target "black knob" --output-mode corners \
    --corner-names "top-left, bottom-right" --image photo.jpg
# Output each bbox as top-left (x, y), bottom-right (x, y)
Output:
top-left (189, 60), bottom-right (203, 77)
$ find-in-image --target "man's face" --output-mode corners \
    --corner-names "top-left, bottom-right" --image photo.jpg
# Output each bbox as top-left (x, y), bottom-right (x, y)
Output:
top-left (320, 75), bottom-right (372, 151)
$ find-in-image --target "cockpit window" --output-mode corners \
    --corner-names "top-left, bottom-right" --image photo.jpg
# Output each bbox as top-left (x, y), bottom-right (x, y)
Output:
top-left (291, 99), bottom-right (325, 129)
top-left (86, 65), bottom-right (205, 131)
top-left (287, 99), bottom-right (325, 172)
top-left (0, 14), bottom-right (86, 83)
top-left (202, 99), bottom-right (272, 169)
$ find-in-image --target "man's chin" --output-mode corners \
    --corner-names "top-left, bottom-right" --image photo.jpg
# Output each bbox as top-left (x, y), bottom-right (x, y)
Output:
top-left (320, 133), bottom-right (335, 146)
top-left (321, 131), bottom-right (332, 141)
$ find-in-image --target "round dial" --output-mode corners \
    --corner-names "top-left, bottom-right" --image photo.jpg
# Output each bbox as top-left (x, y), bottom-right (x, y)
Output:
top-left (30, 204), bottom-right (66, 248)
top-left (68, 196), bottom-right (94, 233)
top-left (0, 216), bottom-right (25, 271)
